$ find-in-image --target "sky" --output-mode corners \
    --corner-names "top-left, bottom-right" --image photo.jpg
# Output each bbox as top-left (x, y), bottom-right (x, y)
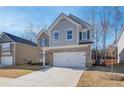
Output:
top-left (0, 6), bottom-right (124, 46)
top-left (0, 6), bottom-right (85, 36)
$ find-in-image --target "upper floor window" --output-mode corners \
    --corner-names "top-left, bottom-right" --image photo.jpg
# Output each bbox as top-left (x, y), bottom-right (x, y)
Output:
top-left (40, 38), bottom-right (47, 47)
top-left (66, 29), bottom-right (73, 40)
top-left (80, 30), bottom-right (90, 40)
top-left (82, 31), bottom-right (87, 40)
top-left (1, 43), bottom-right (11, 52)
top-left (53, 31), bottom-right (59, 42)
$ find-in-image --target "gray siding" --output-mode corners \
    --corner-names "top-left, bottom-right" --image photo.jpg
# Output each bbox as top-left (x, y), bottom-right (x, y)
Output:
top-left (0, 34), bottom-right (13, 43)
top-left (49, 19), bottom-right (78, 47)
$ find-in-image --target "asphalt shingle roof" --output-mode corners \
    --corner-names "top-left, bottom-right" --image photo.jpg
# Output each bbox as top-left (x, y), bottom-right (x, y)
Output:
top-left (68, 14), bottom-right (92, 28)
top-left (4, 32), bottom-right (37, 47)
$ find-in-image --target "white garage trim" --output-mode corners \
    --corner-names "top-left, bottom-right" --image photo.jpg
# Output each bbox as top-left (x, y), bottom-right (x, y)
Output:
top-left (41, 44), bottom-right (90, 50)
top-left (53, 52), bottom-right (86, 68)
top-left (1, 56), bottom-right (13, 65)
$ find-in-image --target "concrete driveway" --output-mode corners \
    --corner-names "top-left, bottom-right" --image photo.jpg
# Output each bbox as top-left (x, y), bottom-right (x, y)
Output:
top-left (0, 67), bottom-right (84, 87)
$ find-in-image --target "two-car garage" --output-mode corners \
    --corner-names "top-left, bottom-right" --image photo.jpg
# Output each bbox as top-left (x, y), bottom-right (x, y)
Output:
top-left (53, 52), bottom-right (86, 68)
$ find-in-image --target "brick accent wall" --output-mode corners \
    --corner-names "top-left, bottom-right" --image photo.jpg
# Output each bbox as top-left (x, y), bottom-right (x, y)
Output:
top-left (46, 45), bottom-right (91, 67)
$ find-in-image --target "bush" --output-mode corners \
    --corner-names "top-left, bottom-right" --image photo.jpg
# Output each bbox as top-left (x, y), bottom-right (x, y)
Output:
top-left (27, 61), bottom-right (32, 65)
top-left (30, 62), bottom-right (43, 66)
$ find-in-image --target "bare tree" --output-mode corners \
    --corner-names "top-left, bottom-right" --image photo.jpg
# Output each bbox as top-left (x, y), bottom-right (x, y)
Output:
top-left (89, 7), bottom-right (107, 64)
top-left (22, 23), bottom-right (37, 42)
top-left (90, 7), bottom-right (97, 62)
top-left (100, 7), bottom-right (112, 64)
top-left (113, 7), bottom-right (123, 60)
top-left (87, 7), bottom-right (104, 64)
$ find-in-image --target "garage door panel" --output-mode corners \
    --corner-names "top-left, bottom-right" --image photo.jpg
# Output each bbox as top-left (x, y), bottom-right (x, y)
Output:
top-left (1, 56), bottom-right (13, 65)
top-left (53, 52), bottom-right (86, 68)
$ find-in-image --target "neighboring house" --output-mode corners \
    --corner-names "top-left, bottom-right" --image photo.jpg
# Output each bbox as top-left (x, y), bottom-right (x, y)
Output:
top-left (37, 13), bottom-right (93, 68)
top-left (117, 28), bottom-right (124, 63)
top-left (106, 44), bottom-right (116, 57)
top-left (0, 32), bottom-right (38, 65)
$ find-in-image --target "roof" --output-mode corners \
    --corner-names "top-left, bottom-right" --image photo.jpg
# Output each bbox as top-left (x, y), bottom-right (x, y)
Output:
top-left (47, 13), bottom-right (92, 32)
top-left (2, 32), bottom-right (37, 47)
top-left (68, 14), bottom-right (92, 28)
top-left (37, 29), bottom-right (48, 38)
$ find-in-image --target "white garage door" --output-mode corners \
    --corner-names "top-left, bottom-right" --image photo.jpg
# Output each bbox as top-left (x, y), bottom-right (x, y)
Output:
top-left (1, 56), bottom-right (13, 65)
top-left (53, 52), bottom-right (86, 68)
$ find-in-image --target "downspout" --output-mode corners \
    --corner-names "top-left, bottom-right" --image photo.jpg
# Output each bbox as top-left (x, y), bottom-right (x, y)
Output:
top-left (13, 43), bottom-right (16, 65)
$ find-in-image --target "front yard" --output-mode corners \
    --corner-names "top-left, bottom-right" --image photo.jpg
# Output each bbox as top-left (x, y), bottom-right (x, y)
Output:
top-left (0, 65), bottom-right (43, 78)
top-left (77, 64), bottom-right (124, 87)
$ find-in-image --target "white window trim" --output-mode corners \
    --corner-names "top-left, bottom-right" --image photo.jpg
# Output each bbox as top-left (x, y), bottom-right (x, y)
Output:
top-left (1, 43), bottom-right (11, 52)
top-left (81, 29), bottom-right (91, 40)
top-left (53, 31), bottom-right (60, 42)
top-left (66, 28), bottom-right (73, 41)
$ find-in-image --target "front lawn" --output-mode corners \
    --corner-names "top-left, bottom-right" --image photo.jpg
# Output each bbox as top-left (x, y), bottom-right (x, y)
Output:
top-left (0, 65), bottom-right (44, 78)
top-left (77, 64), bottom-right (124, 87)
top-left (0, 69), bottom-right (33, 78)
top-left (91, 64), bottom-right (124, 74)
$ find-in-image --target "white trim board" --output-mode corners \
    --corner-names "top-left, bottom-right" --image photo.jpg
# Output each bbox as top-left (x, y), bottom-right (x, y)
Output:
top-left (41, 44), bottom-right (91, 50)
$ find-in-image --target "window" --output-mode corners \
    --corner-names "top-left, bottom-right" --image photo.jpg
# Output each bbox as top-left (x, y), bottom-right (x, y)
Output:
top-left (82, 30), bottom-right (90, 40)
top-left (82, 31), bottom-right (87, 40)
top-left (53, 31), bottom-right (59, 41)
top-left (1, 43), bottom-right (10, 52)
top-left (40, 38), bottom-right (47, 47)
top-left (66, 30), bottom-right (73, 40)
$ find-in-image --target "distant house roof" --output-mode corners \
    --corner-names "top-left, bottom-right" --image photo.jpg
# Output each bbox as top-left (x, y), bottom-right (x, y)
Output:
top-left (1, 32), bottom-right (37, 47)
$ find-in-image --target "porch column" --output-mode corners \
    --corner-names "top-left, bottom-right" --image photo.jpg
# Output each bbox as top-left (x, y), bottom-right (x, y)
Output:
top-left (43, 49), bottom-right (46, 66)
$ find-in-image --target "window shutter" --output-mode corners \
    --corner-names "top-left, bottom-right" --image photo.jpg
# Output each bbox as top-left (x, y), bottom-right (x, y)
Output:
top-left (87, 30), bottom-right (90, 39)
top-left (79, 32), bottom-right (82, 40)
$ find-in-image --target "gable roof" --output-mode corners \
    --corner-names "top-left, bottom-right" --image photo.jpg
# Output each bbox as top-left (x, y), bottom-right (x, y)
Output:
top-left (47, 13), bottom-right (80, 32)
top-left (1, 32), bottom-right (37, 47)
top-left (37, 29), bottom-right (48, 39)
top-left (47, 13), bottom-right (92, 32)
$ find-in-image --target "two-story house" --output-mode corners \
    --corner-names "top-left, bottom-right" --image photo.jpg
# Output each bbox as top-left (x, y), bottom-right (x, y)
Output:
top-left (0, 32), bottom-right (38, 65)
top-left (117, 27), bottom-right (124, 63)
top-left (37, 13), bottom-right (93, 68)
